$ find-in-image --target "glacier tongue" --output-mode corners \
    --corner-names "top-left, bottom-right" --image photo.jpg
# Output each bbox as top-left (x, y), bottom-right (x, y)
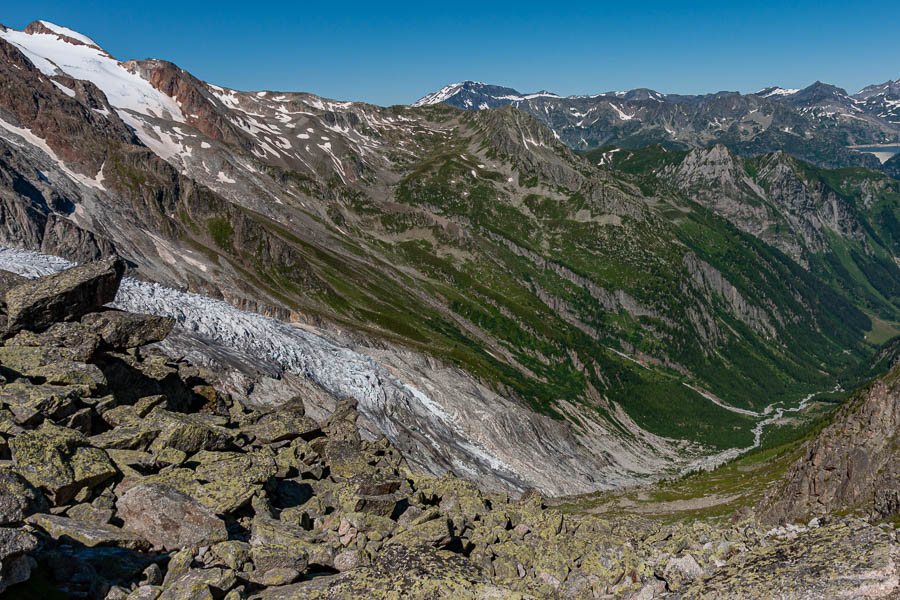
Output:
top-left (0, 246), bottom-right (557, 492)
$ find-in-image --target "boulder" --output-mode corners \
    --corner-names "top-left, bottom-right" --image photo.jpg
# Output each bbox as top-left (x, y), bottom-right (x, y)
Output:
top-left (80, 310), bottom-right (175, 349)
top-left (27, 513), bottom-right (148, 550)
top-left (90, 425), bottom-right (161, 451)
top-left (5, 257), bottom-right (125, 334)
top-left (210, 540), bottom-right (251, 571)
top-left (0, 469), bottom-right (46, 524)
top-left (663, 553), bottom-right (704, 590)
top-left (189, 450), bottom-right (277, 514)
top-left (144, 409), bottom-right (233, 454)
top-left (322, 440), bottom-right (370, 479)
top-left (0, 345), bottom-right (106, 388)
top-left (0, 381), bottom-right (84, 426)
top-left (116, 482), bottom-right (227, 550)
top-left (9, 422), bottom-right (117, 505)
top-left (5, 321), bottom-right (102, 361)
top-left (248, 517), bottom-right (318, 575)
top-left (0, 526), bottom-right (38, 594)
top-left (242, 410), bottom-right (321, 445)
top-left (66, 501), bottom-right (114, 525)
top-left (0, 270), bottom-right (26, 309)
top-left (156, 567), bottom-right (236, 600)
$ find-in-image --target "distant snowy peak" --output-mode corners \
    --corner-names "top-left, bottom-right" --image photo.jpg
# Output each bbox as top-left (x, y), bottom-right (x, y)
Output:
top-left (855, 79), bottom-right (900, 100)
top-left (412, 81), bottom-right (493, 106)
top-left (755, 87), bottom-right (800, 99)
top-left (413, 80), bottom-right (560, 109)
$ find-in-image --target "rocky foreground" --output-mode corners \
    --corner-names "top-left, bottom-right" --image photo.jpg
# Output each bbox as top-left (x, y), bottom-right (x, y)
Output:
top-left (0, 259), bottom-right (896, 599)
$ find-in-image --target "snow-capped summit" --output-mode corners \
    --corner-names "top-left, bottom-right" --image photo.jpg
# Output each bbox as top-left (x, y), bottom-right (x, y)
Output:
top-left (755, 86), bottom-right (801, 98)
top-left (413, 80), bottom-right (560, 110)
top-left (855, 78), bottom-right (900, 100)
top-left (853, 78), bottom-right (900, 125)
top-left (27, 20), bottom-right (103, 50)
top-left (0, 21), bottom-right (184, 123)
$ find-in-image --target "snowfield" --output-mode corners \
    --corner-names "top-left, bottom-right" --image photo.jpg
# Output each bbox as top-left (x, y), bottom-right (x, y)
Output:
top-left (0, 23), bottom-right (185, 122)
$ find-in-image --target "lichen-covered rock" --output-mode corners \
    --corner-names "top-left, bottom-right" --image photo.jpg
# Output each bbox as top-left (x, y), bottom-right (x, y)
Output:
top-left (144, 408), bottom-right (233, 454)
top-left (9, 422), bottom-right (117, 505)
top-left (0, 269), bottom-right (26, 310)
top-left (80, 310), bottom-right (174, 350)
top-left (116, 482), bottom-right (228, 550)
top-left (0, 345), bottom-right (106, 388)
top-left (90, 424), bottom-right (161, 451)
top-left (248, 516), bottom-right (317, 574)
top-left (680, 518), bottom-right (897, 599)
top-left (5, 321), bottom-right (102, 361)
top-left (248, 543), bottom-right (541, 600)
top-left (0, 381), bottom-right (84, 426)
top-left (5, 257), bottom-right (125, 334)
top-left (156, 567), bottom-right (237, 600)
top-left (241, 409), bottom-right (321, 444)
top-left (0, 468), bottom-right (46, 524)
top-left (66, 501), bottom-right (114, 525)
top-left (27, 513), bottom-right (148, 549)
top-left (211, 540), bottom-right (251, 571)
top-left (662, 553), bottom-right (703, 591)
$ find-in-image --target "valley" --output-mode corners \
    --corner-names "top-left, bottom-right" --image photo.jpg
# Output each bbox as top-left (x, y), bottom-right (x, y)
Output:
top-left (0, 17), bottom-right (896, 599)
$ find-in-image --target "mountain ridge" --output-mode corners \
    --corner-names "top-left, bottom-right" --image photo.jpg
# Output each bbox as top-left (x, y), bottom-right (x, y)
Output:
top-left (415, 78), bottom-right (900, 172)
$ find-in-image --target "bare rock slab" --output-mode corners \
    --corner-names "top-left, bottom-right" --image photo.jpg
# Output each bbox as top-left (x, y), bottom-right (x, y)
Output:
top-left (5, 257), bottom-right (124, 334)
top-left (116, 482), bottom-right (227, 551)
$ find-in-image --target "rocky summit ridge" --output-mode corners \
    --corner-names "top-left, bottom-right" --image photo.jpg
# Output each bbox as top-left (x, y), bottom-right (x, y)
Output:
top-left (0, 258), bottom-right (895, 599)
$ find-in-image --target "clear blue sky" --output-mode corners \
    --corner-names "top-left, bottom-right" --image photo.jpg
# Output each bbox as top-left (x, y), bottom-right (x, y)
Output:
top-left (5, 1), bottom-right (899, 106)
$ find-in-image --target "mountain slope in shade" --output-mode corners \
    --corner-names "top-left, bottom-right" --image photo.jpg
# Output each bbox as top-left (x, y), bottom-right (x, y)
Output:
top-left (416, 79), bottom-right (900, 171)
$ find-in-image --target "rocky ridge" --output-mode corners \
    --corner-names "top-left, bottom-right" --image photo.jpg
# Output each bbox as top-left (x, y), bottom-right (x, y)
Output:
top-left (415, 80), bottom-right (900, 172)
top-left (0, 258), bottom-right (893, 599)
top-left (761, 364), bottom-right (900, 525)
top-left (598, 142), bottom-right (900, 323)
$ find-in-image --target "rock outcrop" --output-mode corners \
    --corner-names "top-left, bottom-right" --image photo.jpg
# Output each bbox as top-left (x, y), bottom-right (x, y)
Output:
top-left (761, 366), bottom-right (900, 525)
top-left (5, 256), bottom-right (124, 334)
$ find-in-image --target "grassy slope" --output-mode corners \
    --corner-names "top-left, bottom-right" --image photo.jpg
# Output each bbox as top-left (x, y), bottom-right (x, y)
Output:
top-left (169, 113), bottom-right (879, 452)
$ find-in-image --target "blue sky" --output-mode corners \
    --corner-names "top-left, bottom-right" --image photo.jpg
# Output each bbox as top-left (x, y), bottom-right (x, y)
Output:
top-left (5, 1), bottom-right (899, 106)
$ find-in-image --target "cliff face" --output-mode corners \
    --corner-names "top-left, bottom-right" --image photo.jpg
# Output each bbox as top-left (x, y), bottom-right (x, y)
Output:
top-left (761, 366), bottom-right (900, 524)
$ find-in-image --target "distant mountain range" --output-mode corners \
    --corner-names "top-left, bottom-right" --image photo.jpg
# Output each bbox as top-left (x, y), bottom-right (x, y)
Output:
top-left (415, 80), bottom-right (900, 171)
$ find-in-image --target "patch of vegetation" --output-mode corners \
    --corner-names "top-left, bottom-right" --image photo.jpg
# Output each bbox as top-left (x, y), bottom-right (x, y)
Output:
top-left (206, 217), bottom-right (234, 251)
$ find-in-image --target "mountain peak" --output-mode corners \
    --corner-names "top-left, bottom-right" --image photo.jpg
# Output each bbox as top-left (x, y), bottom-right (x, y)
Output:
top-left (755, 86), bottom-right (801, 98)
top-left (413, 81), bottom-right (524, 107)
top-left (0, 21), bottom-right (184, 123)
top-left (23, 20), bottom-right (104, 52)
top-left (413, 81), bottom-right (563, 109)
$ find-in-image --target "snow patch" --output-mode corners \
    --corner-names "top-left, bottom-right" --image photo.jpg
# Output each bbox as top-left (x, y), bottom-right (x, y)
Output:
top-left (51, 79), bottom-right (76, 97)
top-left (0, 115), bottom-right (106, 190)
